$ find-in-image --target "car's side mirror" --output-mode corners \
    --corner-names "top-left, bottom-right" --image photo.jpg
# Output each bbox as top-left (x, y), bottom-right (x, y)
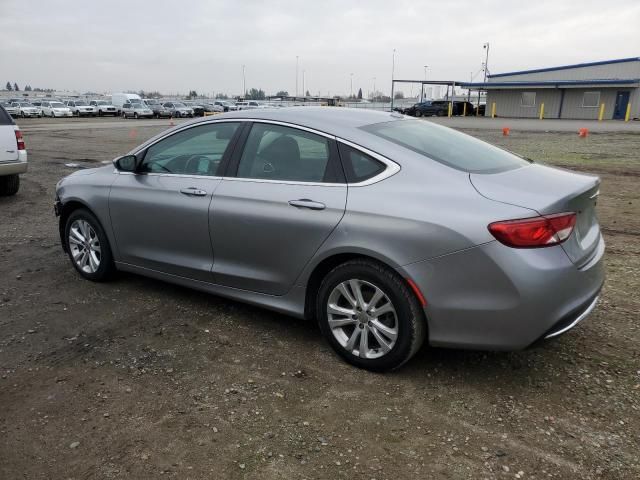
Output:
top-left (114, 154), bottom-right (138, 172)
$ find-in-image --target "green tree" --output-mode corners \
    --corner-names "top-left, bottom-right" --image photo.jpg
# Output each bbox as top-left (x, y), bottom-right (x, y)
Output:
top-left (394, 91), bottom-right (404, 100)
top-left (186, 90), bottom-right (198, 99)
top-left (305, 90), bottom-right (310, 97)
top-left (275, 90), bottom-right (289, 97)
top-left (215, 93), bottom-right (229, 99)
top-left (13, 83), bottom-right (19, 91)
top-left (357, 88), bottom-right (363, 100)
top-left (24, 85), bottom-right (32, 91)
top-left (6, 82), bottom-right (12, 91)
top-left (246, 88), bottom-right (265, 100)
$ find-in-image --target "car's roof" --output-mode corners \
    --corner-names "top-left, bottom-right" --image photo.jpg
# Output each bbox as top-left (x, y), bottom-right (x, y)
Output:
top-left (194, 107), bottom-right (403, 138)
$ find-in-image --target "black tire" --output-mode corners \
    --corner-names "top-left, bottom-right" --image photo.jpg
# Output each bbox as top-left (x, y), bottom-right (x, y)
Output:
top-left (64, 208), bottom-right (115, 282)
top-left (0, 174), bottom-right (20, 196)
top-left (415, 110), bottom-right (422, 118)
top-left (316, 259), bottom-right (426, 371)
top-left (134, 112), bottom-right (138, 119)
top-left (437, 110), bottom-right (446, 117)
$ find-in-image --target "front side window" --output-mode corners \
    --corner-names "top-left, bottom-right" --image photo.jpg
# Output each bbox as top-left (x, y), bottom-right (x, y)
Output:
top-left (521, 92), bottom-right (536, 107)
top-left (338, 144), bottom-right (385, 183)
top-left (140, 122), bottom-right (239, 176)
top-left (582, 91), bottom-right (600, 107)
top-left (362, 119), bottom-right (529, 174)
top-left (236, 123), bottom-right (335, 182)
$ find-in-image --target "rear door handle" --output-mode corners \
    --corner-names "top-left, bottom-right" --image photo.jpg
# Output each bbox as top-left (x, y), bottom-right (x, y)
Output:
top-left (180, 187), bottom-right (207, 196)
top-left (288, 199), bottom-right (326, 210)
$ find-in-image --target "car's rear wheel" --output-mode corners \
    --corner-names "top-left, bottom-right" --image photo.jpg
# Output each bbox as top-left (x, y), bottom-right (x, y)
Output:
top-left (0, 174), bottom-right (20, 196)
top-left (65, 209), bottom-right (115, 282)
top-left (317, 259), bottom-right (426, 371)
top-left (415, 110), bottom-right (422, 117)
top-left (437, 110), bottom-right (446, 117)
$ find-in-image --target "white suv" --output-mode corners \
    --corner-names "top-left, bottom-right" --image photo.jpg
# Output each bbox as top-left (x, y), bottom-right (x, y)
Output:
top-left (0, 104), bottom-right (27, 196)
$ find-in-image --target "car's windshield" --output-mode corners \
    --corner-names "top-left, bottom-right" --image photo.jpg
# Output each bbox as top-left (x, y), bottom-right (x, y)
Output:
top-left (50, 102), bottom-right (65, 108)
top-left (95, 101), bottom-right (108, 105)
top-left (18, 102), bottom-right (31, 106)
top-left (75, 101), bottom-right (88, 106)
top-left (174, 103), bottom-right (186, 108)
top-left (362, 119), bottom-right (530, 174)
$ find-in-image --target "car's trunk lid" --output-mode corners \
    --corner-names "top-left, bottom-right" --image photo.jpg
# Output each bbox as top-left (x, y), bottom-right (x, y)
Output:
top-left (470, 163), bottom-right (601, 266)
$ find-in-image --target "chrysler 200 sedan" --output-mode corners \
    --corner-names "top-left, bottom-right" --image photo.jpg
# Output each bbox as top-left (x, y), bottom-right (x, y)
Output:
top-left (54, 108), bottom-right (604, 371)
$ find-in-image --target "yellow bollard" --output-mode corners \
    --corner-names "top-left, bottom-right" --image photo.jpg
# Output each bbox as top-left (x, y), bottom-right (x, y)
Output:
top-left (598, 103), bottom-right (605, 121)
top-left (463, 102), bottom-right (467, 117)
top-left (539, 103), bottom-right (545, 120)
top-left (491, 102), bottom-right (496, 118)
top-left (448, 102), bottom-right (452, 117)
top-left (625, 102), bottom-right (631, 122)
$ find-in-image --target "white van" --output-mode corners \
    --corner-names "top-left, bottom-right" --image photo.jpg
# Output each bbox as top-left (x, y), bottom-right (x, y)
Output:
top-left (110, 93), bottom-right (143, 113)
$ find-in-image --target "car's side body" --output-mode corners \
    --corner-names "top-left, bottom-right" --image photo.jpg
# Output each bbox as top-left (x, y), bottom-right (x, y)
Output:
top-left (121, 102), bottom-right (154, 118)
top-left (89, 100), bottom-right (118, 116)
top-left (55, 108), bottom-right (604, 353)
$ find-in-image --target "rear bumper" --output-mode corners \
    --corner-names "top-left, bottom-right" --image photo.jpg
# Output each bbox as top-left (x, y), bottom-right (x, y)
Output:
top-left (0, 158), bottom-right (28, 175)
top-left (400, 235), bottom-right (605, 350)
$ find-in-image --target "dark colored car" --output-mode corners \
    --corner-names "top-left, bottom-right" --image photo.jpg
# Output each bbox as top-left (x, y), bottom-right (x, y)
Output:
top-left (402, 101), bottom-right (448, 117)
top-left (431, 101), bottom-right (475, 116)
top-left (184, 101), bottom-right (205, 117)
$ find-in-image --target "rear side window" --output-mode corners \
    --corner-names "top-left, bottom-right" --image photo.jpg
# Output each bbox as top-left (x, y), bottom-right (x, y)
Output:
top-left (0, 105), bottom-right (14, 125)
top-left (362, 119), bottom-right (529, 174)
top-left (338, 143), bottom-right (385, 183)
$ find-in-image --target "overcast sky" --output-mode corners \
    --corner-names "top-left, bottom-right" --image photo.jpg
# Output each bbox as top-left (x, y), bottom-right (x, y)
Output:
top-left (1, 0), bottom-right (638, 97)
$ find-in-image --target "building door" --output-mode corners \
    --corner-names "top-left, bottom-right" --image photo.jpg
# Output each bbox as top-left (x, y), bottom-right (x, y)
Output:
top-left (613, 91), bottom-right (630, 120)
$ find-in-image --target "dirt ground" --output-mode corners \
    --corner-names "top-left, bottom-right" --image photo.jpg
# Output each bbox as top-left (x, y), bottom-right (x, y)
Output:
top-left (1, 117), bottom-right (638, 479)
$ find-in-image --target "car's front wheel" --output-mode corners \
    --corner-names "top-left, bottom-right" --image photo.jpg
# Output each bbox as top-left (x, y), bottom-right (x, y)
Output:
top-left (317, 259), bottom-right (426, 371)
top-left (65, 209), bottom-right (115, 282)
top-left (415, 110), bottom-right (422, 117)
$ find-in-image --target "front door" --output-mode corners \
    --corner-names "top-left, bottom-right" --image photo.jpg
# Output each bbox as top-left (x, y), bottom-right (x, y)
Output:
top-left (613, 91), bottom-right (630, 120)
top-left (109, 121), bottom-right (241, 281)
top-left (211, 122), bottom-right (347, 295)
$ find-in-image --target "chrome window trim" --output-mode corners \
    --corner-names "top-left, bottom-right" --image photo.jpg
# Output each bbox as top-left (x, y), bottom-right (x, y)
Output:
top-left (126, 117), bottom-right (400, 186)
top-left (336, 138), bottom-right (401, 187)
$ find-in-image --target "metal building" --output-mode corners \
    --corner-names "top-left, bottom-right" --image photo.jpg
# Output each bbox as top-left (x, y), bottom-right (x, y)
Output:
top-left (466, 57), bottom-right (640, 120)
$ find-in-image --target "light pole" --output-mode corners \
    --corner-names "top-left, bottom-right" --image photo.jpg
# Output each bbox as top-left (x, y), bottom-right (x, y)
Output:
top-left (372, 77), bottom-right (376, 100)
top-left (242, 64), bottom-right (246, 98)
top-left (421, 64), bottom-right (428, 102)
top-left (390, 48), bottom-right (396, 110)
top-left (351, 73), bottom-right (355, 97)
top-left (477, 42), bottom-right (489, 115)
top-left (295, 56), bottom-right (299, 97)
top-left (302, 69), bottom-right (306, 97)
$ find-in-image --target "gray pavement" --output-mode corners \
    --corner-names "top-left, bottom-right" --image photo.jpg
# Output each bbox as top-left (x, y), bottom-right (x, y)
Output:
top-left (426, 116), bottom-right (640, 133)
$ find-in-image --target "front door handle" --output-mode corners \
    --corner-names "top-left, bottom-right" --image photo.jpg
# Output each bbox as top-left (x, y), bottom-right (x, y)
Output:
top-left (180, 187), bottom-right (207, 197)
top-left (288, 199), bottom-right (326, 210)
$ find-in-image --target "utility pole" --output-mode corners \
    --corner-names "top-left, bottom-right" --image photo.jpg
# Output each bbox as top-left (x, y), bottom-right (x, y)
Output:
top-left (372, 77), bottom-right (376, 100)
top-left (295, 56), bottom-right (299, 97)
top-left (350, 73), bottom-right (353, 98)
top-left (390, 48), bottom-right (396, 111)
top-left (302, 70), bottom-right (306, 97)
top-left (242, 64), bottom-right (246, 99)
top-left (477, 42), bottom-right (489, 115)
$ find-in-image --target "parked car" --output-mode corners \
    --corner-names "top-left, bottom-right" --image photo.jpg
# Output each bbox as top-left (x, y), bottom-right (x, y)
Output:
top-left (41, 101), bottom-right (73, 118)
top-left (89, 100), bottom-right (118, 116)
top-left (121, 102), bottom-right (153, 119)
top-left (474, 103), bottom-right (486, 116)
top-left (430, 100), bottom-right (475, 116)
top-left (54, 108), bottom-right (604, 371)
top-left (235, 100), bottom-right (261, 110)
top-left (0, 103), bottom-right (27, 196)
top-left (111, 93), bottom-right (143, 114)
top-left (142, 100), bottom-right (172, 119)
top-left (162, 102), bottom-right (194, 118)
top-left (402, 101), bottom-right (448, 117)
top-left (0, 101), bottom-right (20, 117)
top-left (210, 101), bottom-right (230, 112)
top-left (11, 101), bottom-right (41, 118)
top-left (65, 100), bottom-right (97, 117)
top-left (201, 103), bottom-right (222, 114)
top-left (183, 101), bottom-right (205, 117)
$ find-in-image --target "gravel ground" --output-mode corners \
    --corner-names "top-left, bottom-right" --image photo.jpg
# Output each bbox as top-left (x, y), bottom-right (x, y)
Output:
top-left (1, 117), bottom-right (638, 479)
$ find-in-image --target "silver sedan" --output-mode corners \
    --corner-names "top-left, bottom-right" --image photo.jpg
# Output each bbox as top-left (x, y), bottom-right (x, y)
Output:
top-left (54, 108), bottom-right (604, 371)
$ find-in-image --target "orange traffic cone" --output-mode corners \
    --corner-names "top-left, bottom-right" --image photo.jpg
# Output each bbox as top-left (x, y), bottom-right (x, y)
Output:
top-left (578, 128), bottom-right (588, 138)
top-left (128, 128), bottom-right (138, 140)
top-left (502, 127), bottom-right (510, 136)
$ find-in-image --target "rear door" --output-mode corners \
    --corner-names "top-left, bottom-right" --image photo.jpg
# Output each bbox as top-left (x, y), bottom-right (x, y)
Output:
top-left (109, 121), bottom-right (242, 281)
top-left (211, 121), bottom-right (347, 295)
top-left (0, 106), bottom-right (17, 162)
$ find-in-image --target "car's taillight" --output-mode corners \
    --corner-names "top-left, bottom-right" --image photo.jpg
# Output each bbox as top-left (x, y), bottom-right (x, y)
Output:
top-left (15, 129), bottom-right (25, 150)
top-left (488, 212), bottom-right (576, 248)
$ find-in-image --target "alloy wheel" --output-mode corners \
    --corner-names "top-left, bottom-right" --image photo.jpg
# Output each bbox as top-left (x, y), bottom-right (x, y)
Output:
top-left (327, 279), bottom-right (398, 359)
top-left (68, 219), bottom-right (101, 274)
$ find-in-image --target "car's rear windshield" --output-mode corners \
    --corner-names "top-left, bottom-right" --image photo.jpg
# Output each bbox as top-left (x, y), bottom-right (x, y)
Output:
top-left (362, 119), bottom-right (530, 174)
top-left (0, 105), bottom-right (15, 125)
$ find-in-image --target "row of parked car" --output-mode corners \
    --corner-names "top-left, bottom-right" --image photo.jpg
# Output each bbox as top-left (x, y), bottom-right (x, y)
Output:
top-left (394, 100), bottom-right (485, 117)
top-left (0, 95), bottom-right (280, 120)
